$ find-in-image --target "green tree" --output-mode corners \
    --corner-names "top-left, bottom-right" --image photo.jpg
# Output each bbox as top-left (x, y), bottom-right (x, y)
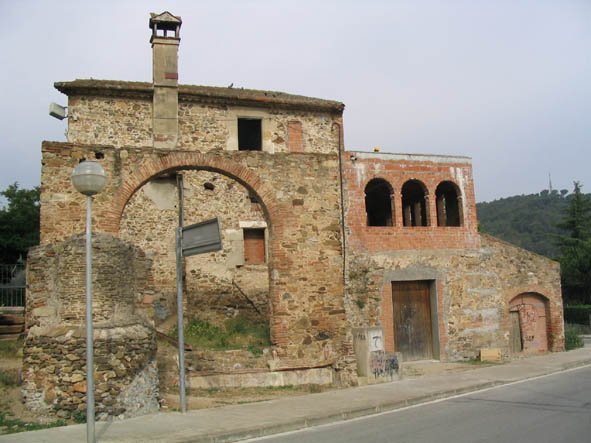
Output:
top-left (0, 183), bottom-right (40, 264)
top-left (555, 182), bottom-right (591, 304)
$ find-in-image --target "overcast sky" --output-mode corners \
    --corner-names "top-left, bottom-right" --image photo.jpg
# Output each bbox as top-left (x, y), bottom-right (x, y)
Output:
top-left (1, 0), bottom-right (589, 202)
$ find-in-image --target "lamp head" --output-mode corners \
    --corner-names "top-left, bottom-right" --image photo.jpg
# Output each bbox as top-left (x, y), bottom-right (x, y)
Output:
top-left (72, 161), bottom-right (107, 196)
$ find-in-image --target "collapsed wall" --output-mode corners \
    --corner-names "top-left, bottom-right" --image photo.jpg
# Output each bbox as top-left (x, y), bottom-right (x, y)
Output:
top-left (23, 234), bottom-right (159, 420)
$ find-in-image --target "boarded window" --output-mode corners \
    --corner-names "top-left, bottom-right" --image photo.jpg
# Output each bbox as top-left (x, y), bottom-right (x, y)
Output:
top-left (244, 229), bottom-right (265, 264)
top-left (287, 121), bottom-right (304, 152)
top-left (365, 179), bottom-right (394, 226)
top-left (401, 180), bottom-right (429, 227)
top-left (435, 181), bottom-right (462, 227)
top-left (238, 118), bottom-right (262, 151)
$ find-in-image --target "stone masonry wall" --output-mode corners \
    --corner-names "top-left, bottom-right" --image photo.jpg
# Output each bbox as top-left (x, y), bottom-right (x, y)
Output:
top-left (344, 234), bottom-right (564, 361)
top-left (24, 234), bottom-right (159, 419)
top-left (26, 234), bottom-right (155, 329)
top-left (66, 95), bottom-right (153, 148)
top-left (65, 94), bottom-right (340, 155)
top-left (39, 142), bottom-right (346, 367)
top-left (22, 325), bottom-right (158, 420)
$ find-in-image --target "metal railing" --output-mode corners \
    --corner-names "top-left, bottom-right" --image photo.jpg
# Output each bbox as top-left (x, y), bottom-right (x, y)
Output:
top-left (0, 264), bottom-right (26, 307)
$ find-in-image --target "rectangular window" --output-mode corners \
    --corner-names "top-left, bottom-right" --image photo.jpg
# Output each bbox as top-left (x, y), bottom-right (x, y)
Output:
top-left (243, 228), bottom-right (265, 264)
top-left (238, 118), bottom-right (262, 151)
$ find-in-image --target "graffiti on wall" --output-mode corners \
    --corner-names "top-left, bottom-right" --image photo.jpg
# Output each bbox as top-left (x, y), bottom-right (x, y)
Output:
top-left (369, 350), bottom-right (399, 378)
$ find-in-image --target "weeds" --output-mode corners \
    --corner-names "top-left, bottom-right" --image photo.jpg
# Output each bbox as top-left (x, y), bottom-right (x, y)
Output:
top-left (72, 410), bottom-right (86, 424)
top-left (0, 412), bottom-right (66, 435)
top-left (0, 340), bottom-right (22, 359)
top-left (0, 370), bottom-right (19, 387)
top-left (170, 316), bottom-right (271, 355)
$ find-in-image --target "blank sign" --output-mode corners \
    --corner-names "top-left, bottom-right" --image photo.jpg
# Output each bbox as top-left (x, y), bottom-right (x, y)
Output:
top-left (181, 217), bottom-right (222, 256)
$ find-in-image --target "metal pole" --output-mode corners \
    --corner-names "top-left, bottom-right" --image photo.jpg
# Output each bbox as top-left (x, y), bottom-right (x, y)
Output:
top-left (176, 227), bottom-right (187, 413)
top-left (85, 195), bottom-right (95, 443)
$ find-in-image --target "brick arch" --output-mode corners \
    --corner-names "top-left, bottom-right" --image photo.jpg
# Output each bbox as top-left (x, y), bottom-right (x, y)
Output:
top-left (111, 152), bottom-right (289, 346)
top-left (110, 152), bottom-right (282, 234)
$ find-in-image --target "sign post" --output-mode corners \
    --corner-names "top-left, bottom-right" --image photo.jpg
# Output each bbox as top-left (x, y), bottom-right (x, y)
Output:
top-left (175, 217), bottom-right (222, 413)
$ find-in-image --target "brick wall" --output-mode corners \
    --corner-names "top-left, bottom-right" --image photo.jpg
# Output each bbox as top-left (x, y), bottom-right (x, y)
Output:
top-left (343, 152), bottom-right (480, 252)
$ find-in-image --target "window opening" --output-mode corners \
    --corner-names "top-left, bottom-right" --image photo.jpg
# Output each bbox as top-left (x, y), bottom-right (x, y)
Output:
top-left (401, 180), bottom-right (429, 227)
top-left (244, 228), bottom-right (265, 264)
top-left (238, 118), bottom-right (262, 151)
top-left (435, 181), bottom-right (462, 227)
top-left (365, 179), bottom-right (393, 226)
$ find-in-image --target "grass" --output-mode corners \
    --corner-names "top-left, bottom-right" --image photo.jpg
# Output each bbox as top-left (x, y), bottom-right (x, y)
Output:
top-left (170, 316), bottom-right (271, 355)
top-left (0, 411), bottom-right (66, 435)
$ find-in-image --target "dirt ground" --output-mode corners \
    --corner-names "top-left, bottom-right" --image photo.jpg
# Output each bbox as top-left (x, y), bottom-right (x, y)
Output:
top-left (0, 340), bottom-right (63, 434)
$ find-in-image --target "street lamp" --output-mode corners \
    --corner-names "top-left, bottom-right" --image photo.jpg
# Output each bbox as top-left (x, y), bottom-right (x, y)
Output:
top-left (72, 160), bottom-right (106, 443)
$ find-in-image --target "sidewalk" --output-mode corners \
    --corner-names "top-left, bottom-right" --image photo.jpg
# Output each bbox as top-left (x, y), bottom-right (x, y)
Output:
top-left (3, 347), bottom-right (591, 443)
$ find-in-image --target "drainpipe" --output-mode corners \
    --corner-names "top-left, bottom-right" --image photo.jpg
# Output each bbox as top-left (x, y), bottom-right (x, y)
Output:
top-left (333, 121), bottom-right (347, 285)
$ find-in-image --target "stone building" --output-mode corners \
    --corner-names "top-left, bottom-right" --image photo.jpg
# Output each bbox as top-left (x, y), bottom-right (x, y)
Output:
top-left (23, 11), bottom-right (564, 418)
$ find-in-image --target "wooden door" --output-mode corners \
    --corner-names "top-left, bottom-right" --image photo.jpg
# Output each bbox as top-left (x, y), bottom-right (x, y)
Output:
top-left (392, 281), bottom-right (433, 361)
top-left (510, 311), bottom-right (522, 353)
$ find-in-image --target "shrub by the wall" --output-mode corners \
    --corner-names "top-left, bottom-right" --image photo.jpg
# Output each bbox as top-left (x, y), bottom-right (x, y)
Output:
top-left (564, 324), bottom-right (584, 350)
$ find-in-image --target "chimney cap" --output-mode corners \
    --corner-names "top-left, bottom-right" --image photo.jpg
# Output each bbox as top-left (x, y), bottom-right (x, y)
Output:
top-left (149, 11), bottom-right (182, 31)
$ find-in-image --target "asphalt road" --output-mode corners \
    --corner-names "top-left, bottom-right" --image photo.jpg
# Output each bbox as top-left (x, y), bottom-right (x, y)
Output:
top-left (251, 366), bottom-right (591, 443)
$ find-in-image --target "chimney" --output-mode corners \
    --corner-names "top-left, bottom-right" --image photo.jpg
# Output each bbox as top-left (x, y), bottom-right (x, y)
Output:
top-left (149, 12), bottom-right (182, 149)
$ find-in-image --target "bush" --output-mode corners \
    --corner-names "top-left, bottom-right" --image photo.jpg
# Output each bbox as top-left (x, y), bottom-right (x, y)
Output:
top-left (564, 305), bottom-right (591, 325)
top-left (564, 324), bottom-right (584, 350)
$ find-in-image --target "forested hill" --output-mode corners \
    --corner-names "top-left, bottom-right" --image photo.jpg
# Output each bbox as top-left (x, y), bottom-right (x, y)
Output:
top-left (476, 189), bottom-right (581, 259)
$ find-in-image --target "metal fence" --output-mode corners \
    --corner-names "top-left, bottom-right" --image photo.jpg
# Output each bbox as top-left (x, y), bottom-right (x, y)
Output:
top-left (0, 264), bottom-right (26, 307)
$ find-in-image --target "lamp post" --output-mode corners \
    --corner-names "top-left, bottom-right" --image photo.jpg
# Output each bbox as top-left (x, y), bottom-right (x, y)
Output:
top-left (72, 160), bottom-right (106, 443)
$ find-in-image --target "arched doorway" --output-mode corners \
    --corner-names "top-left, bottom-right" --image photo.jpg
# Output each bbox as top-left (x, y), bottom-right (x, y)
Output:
top-left (509, 293), bottom-right (549, 354)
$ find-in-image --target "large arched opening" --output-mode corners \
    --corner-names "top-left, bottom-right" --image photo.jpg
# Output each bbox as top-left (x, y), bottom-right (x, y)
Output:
top-left (435, 181), bottom-right (463, 227)
top-left (113, 153), bottom-right (283, 373)
top-left (401, 179), bottom-right (429, 227)
top-left (365, 178), bottom-right (394, 226)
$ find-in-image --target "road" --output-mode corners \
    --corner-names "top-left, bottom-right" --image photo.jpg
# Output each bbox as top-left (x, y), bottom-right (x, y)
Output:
top-left (250, 366), bottom-right (591, 443)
